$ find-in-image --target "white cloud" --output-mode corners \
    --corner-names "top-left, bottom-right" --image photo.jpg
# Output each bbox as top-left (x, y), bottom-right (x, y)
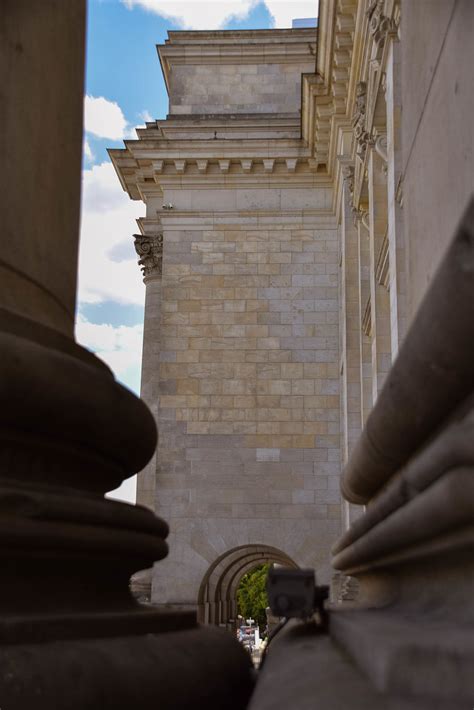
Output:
top-left (121, 0), bottom-right (318, 28)
top-left (78, 161), bottom-right (145, 305)
top-left (264, 1), bottom-right (318, 27)
top-left (122, 0), bottom-right (257, 30)
top-left (75, 314), bottom-right (144, 378)
top-left (139, 109), bottom-right (153, 124)
top-left (75, 314), bottom-right (142, 505)
top-left (84, 95), bottom-right (128, 140)
top-left (83, 137), bottom-right (94, 163)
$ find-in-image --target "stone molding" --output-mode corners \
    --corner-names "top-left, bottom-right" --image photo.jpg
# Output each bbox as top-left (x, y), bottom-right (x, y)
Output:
top-left (305, 0), bottom-right (358, 169)
top-left (342, 163), bottom-right (355, 197)
top-left (367, 0), bottom-right (398, 48)
top-left (352, 81), bottom-right (369, 160)
top-left (133, 233), bottom-right (163, 280)
top-left (349, 1), bottom-right (400, 215)
top-left (309, 0), bottom-right (400, 185)
top-left (111, 154), bottom-right (328, 200)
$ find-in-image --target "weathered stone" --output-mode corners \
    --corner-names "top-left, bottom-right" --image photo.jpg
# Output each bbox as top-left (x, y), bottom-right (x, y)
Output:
top-left (111, 28), bottom-right (342, 615)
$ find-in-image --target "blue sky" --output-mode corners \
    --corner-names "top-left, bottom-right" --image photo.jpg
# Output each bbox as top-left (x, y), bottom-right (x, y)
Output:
top-left (76, 0), bottom-right (318, 501)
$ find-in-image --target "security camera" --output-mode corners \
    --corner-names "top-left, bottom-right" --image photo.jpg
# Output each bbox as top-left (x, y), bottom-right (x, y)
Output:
top-left (266, 567), bottom-right (328, 620)
top-left (162, 203), bottom-right (174, 210)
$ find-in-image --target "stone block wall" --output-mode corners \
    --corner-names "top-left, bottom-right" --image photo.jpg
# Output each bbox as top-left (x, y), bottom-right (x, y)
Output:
top-left (150, 209), bottom-right (341, 604)
top-left (159, 29), bottom-right (316, 118)
top-left (169, 61), bottom-right (314, 116)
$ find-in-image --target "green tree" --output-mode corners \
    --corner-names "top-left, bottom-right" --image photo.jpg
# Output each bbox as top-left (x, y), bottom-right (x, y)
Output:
top-left (236, 563), bottom-right (270, 629)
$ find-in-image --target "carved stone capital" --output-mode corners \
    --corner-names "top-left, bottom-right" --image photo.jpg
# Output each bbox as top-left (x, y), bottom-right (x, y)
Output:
top-left (352, 82), bottom-right (370, 159)
top-left (342, 164), bottom-right (355, 196)
top-left (133, 233), bottom-right (163, 280)
top-left (374, 133), bottom-right (388, 163)
top-left (367, 0), bottom-right (397, 46)
top-left (367, 131), bottom-right (388, 172)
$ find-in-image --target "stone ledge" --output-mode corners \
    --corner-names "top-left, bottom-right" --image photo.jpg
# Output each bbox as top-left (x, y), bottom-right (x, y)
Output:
top-left (249, 621), bottom-right (458, 710)
top-left (331, 610), bottom-right (474, 704)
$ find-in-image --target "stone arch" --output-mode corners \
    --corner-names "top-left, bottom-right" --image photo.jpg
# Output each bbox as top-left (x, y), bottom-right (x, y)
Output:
top-left (197, 544), bottom-right (297, 626)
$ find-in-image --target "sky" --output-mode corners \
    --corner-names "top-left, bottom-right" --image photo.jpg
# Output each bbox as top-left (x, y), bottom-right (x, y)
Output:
top-left (76, 0), bottom-right (318, 503)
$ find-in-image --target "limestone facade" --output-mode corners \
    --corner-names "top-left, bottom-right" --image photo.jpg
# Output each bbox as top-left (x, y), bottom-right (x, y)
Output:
top-left (111, 0), bottom-right (474, 628)
top-left (110, 29), bottom-right (342, 612)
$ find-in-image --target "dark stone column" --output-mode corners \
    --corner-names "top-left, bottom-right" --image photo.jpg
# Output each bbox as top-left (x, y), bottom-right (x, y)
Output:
top-left (0, 3), bottom-right (253, 707)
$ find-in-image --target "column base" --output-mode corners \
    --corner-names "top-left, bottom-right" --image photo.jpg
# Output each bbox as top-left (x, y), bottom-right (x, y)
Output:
top-left (0, 624), bottom-right (254, 710)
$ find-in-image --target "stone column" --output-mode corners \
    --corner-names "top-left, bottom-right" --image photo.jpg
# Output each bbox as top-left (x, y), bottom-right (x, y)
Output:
top-left (385, 39), bottom-right (407, 357)
top-left (1, 2), bottom-right (83, 335)
top-left (0, 3), bottom-right (253, 707)
top-left (340, 176), bottom-right (363, 531)
top-left (356, 212), bottom-right (373, 426)
top-left (133, 233), bottom-right (163, 511)
top-left (367, 147), bottom-right (391, 403)
top-left (340, 177), bottom-right (363, 462)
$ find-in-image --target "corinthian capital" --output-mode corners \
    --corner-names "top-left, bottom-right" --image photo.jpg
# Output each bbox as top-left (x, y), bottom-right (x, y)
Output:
top-left (367, 0), bottom-right (397, 46)
top-left (133, 233), bottom-right (163, 280)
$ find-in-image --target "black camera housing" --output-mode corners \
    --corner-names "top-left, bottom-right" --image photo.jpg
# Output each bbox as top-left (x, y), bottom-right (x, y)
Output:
top-left (266, 568), bottom-right (317, 619)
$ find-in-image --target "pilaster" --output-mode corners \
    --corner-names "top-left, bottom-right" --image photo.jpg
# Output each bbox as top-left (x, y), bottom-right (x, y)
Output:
top-left (385, 39), bottom-right (406, 357)
top-left (367, 147), bottom-right (391, 402)
top-left (133, 231), bottom-right (164, 511)
top-left (356, 214), bottom-right (372, 426)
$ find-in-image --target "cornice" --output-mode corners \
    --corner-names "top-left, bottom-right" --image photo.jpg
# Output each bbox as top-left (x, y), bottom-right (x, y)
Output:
top-left (159, 43), bottom-right (316, 65)
top-left (115, 136), bottom-right (313, 158)
top-left (165, 29), bottom-right (317, 42)
top-left (111, 157), bottom-right (328, 200)
top-left (305, 0), bottom-right (400, 215)
top-left (309, 0), bottom-right (358, 173)
top-left (109, 132), bottom-right (331, 200)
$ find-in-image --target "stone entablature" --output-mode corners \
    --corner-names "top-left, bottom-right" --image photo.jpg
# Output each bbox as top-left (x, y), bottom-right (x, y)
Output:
top-left (302, 0), bottom-right (358, 170)
top-left (110, 136), bottom-right (328, 200)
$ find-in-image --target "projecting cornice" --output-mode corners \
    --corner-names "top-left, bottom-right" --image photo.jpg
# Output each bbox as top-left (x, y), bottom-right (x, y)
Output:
top-left (110, 155), bottom-right (326, 201)
top-left (109, 135), bottom-right (331, 201)
top-left (302, 0), bottom-right (358, 172)
top-left (304, 0), bottom-right (400, 186)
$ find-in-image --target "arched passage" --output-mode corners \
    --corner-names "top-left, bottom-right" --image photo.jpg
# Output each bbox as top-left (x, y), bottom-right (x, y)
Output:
top-left (197, 544), bottom-right (297, 626)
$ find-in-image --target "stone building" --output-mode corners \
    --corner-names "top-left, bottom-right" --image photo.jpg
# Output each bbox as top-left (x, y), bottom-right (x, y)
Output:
top-left (110, 28), bottom-right (343, 619)
top-left (1, 0), bottom-right (472, 707)
top-left (111, 5), bottom-right (474, 688)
